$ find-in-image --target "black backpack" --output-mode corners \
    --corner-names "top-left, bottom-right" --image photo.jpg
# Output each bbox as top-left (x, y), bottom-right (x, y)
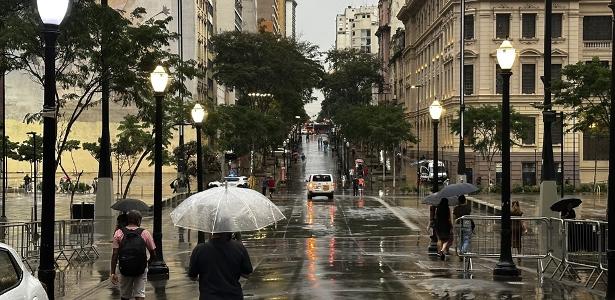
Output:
top-left (118, 227), bottom-right (147, 276)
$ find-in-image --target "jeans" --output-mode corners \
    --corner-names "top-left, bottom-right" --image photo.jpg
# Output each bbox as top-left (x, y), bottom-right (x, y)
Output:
top-left (459, 226), bottom-right (472, 254)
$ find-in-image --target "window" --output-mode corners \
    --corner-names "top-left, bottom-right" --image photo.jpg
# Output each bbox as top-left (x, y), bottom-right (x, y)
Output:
top-left (584, 16), bottom-right (612, 40)
top-left (496, 65), bottom-right (503, 94)
top-left (552, 64), bottom-right (562, 83)
top-left (522, 162), bottom-right (537, 186)
top-left (522, 14), bottom-right (537, 38)
top-left (464, 65), bottom-right (473, 95)
top-left (583, 129), bottom-right (609, 161)
top-left (552, 13), bottom-right (563, 38)
top-left (520, 116), bottom-right (536, 145)
top-left (464, 15), bottom-right (474, 40)
top-left (552, 113), bottom-right (563, 144)
top-left (496, 14), bottom-right (510, 39)
top-left (0, 250), bottom-right (21, 294)
top-left (312, 175), bottom-right (332, 182)
top-left (522, 64), bottom-right (536, 94)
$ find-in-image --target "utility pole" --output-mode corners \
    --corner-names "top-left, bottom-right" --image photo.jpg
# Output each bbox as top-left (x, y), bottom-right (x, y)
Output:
top-left (457, 0), bottom-right (467, 184)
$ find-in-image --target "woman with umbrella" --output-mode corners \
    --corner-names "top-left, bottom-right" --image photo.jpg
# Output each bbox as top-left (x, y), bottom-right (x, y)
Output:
top-left (434, 198), bottom-right (453, 260)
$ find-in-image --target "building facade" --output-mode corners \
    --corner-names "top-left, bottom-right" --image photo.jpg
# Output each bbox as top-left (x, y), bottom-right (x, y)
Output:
top-left (285, 0), bottom-right (297, 39)
top-left (376, 0), bottom-right (405, 104)
top-left (335, 6), bottom-right (379, 54)
top-left (397, 0), bottom-right (612, 186)
top-left (256, 0), bottom-right (286, 35)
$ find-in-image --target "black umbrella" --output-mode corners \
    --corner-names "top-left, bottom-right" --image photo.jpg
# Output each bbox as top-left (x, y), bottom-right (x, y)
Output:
top-left (111, 198), bottom-right (150, 212)
top-left (550, 197), bottom-right (582, 212)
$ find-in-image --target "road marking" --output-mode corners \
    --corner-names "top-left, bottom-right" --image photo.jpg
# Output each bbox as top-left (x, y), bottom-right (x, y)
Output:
top-left (369, 196), bottom-right (421, 231)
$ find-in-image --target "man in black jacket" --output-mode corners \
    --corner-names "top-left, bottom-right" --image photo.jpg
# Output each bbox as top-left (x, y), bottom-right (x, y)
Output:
top-left (189, 233), bottom-right (253, 300)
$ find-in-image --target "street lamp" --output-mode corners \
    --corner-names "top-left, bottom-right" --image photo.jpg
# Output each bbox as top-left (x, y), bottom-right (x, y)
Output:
top-left (458, 0), bottom-right (467, 184)
top-left (427, 99), bottom-right (442, 255)
top-left (295, 115), bottom-right (301, 146)
top-left (344, 139), bottom-right (350, 180)
top-left (606, 1), bottom-right (615, 296)
top-left (493, 40), bottom-right (520, 277)
top-left (191, 103), bottom-right (207, 243)
top-left (36, 0), bottom-right (70, 297)
top-left (149, 65), bottom-right (169, 276)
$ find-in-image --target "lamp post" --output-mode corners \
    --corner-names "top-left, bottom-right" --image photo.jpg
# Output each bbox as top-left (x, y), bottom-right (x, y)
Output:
top-left (149, 65), bottom-right (169, 276)
top-left (282, 140), bottom-right (287, 183)
top-left (606, 2), bottom-right (615, 296)
top-left (345, 140), bottom-right (350, 179)
top-left (493, 40), bottom-right (520, 277)
top-left (36, 0), bottom-right (70, 297)
top-left (540, 0), bottom-right (558, 218)
top-left (191, 103), bottom-right (207, 243)
top-left (26, 132), bottom-right (38, 222)
top-left (458, 0), bottom-right (467, 184)
top-left (428, 99), bottom-right (443, 255)
top-left (295, 115), bottom-right (301, 147)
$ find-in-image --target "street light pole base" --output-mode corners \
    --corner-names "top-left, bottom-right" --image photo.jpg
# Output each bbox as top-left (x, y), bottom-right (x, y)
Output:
top-left (148, 260), bottom-right (169, 279)
top-left (493, 261), bottom-right (520, 277)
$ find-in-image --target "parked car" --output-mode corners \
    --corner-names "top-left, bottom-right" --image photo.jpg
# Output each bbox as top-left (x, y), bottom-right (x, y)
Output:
top-left (208, 176), bottom-right (249, 188)
top-left (418, 160), bottom-right (448, 183)
top-left (0, 242), bottom-right (48, 300)
top-left (306, 174), bottom-right (335, 200)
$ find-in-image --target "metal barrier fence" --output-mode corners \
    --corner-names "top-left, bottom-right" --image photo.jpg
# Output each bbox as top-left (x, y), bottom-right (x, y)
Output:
top-left (456, 215), bottom-right (610, 290)
top-left (0, 219), bottom-right (98, 270)
top-left (455, 215), bottom-right (552, 274)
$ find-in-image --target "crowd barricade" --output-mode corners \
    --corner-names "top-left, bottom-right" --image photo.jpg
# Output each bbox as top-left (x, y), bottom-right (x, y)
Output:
top-left (456, 215), bottom-right (610, 291)
top-left (0, 219), bottom-right (97, 270)
top-left (455, 215), bottom-right (552, 274)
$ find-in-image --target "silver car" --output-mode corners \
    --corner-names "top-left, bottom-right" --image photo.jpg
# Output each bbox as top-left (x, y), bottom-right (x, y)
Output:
top-left (0, 242), bottom-right (48, 300)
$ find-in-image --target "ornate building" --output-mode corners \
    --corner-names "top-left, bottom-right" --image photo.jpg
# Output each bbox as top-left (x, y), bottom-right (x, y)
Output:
top-left (397, 0), bottom-right (612, 186)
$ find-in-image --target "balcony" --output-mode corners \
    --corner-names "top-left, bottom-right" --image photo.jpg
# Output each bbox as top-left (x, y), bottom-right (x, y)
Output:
top-left (583, 40), bottom-right (611, 49)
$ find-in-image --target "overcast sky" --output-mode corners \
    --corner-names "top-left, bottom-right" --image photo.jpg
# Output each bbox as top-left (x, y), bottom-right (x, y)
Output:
top-left (296, 0), bottom-right (378, 118)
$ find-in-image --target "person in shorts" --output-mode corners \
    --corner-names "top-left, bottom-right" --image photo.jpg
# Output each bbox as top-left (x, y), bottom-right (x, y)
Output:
top-left (110, 210), bottom-right (157, 300)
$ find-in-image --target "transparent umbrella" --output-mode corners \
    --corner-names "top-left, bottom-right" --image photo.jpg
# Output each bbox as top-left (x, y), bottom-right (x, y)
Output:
top-left (170, 186), bottom-right (286, 233)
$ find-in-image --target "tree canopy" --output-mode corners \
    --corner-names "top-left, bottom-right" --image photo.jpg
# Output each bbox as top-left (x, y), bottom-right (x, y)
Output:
top-left (552, 57), bottom-right (611, 131)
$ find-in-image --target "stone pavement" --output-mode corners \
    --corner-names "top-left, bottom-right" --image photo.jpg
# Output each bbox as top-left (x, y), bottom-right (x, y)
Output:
top-left (51, 137), bottom-right (605, 299)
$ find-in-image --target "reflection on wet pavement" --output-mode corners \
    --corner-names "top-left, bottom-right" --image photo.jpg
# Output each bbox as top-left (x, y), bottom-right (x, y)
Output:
top-left (57, 137), bottom-right (604, 299)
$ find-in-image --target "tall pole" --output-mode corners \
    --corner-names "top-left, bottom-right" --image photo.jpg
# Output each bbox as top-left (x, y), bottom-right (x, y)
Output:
top-left (96, 0), bottom-right (113, 219)
top-left (457, 0), bottom-right (467, 184)
top-left (417, 88), bottom-right (421, 197)
top-left (560, 111), bottom-right (565, 198)
top-left (428, 119), bottom-right (439, 255)
top-left (605, 2), bottom-right (615, 297)
top-left (149, 92), bottom-right (168, 276)
top-left (1, 73), bottom-right (5, 222)
top-left (177, 0), bottom-right (186, 192)
top-left (39, 24), bottom-right (59, 299)
top-left (27, 133), bottom-right (37, 222)
top-left (195, 123), bottom-right (206, 243)
top-left (540, 0), bottom-right (558, 217)
top-left (493, 70), bottom-right (520, 277)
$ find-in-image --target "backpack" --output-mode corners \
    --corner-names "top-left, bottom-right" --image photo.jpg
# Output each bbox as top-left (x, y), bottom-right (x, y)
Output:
top-left (118, 227), bottom-right (147, 276)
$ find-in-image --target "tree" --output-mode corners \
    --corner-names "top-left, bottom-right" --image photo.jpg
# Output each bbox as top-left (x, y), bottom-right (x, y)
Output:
top-left (0, 136), bottom-right (19, 161)
top-left (174, 140), bottom-right (221, 184)
top-left (15, 135), bottom-right (43, 166)
top-left (320, 48), bottom-right (383, 119)
top-left (450, 105), bottom-right (531, 189)
top-left (210, 31), bottom-right (322, 122)
top-left (1, 0), bottom-right (200, 173)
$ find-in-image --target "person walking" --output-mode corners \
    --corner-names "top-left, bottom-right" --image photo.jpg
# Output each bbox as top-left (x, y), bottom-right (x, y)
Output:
top-left (511, 200), bottom-right (528, 259)
top-left (267, 176), bottom-right (276, 198)
top-left (189, 232), bottom-right (253, 300)
top-left (434, 198), bottom-right (453, 260)
top-left (352, 177), bottom-right (359, 196)
top-left (110, 210), bottom-right (157, 300)
top-left (453, 195), bottom-right (473, 256)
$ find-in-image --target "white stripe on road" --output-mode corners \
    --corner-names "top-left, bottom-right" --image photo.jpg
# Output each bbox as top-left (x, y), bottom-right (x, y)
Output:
top-left (369, 196), bottom-right (421, 231)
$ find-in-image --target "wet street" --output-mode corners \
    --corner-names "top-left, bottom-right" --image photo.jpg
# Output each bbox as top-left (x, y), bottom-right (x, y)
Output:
top-left (59, 137), bottom-right (604, 299)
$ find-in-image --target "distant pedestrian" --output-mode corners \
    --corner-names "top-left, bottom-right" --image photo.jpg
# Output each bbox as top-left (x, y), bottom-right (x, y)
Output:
top-left (453, 195), bottom-right (473, 255)
top-left (110, 210), bottom-right (157, 300)
top-left (434, 198), bottom-right (453, 260)
top-left (511, 200), bottom-right (527, 257)
top-left (261, 177), bottom-right (268, 196)
top-left (561, 207), bottom-right (576, 220)
top-left (267, 177), bottom-right (276, 198)
top-left (352, 177), bottom-right (359, 196)
top-left (92, 177), bottom-right (98, 193)
top-left (189, 232), bottom-right (253, 300)
top-left (23, 174), bottom-right (32, 192)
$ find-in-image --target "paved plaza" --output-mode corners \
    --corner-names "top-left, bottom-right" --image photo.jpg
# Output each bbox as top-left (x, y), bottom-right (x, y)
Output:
top-left (30, 139), bottom-right (602, 299)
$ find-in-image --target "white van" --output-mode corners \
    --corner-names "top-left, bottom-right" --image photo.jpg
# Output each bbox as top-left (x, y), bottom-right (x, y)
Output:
top-left (418, 160), bottom-right (448, 183)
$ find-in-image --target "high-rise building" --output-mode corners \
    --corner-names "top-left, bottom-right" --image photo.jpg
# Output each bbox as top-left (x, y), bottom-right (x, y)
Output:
top-left (397, 0), bottom-right (612, 186)
top-left (257, 0), bottom-right (285, 35)
top-left (285, 0), bottom-right (297, 39)
top-left (335, 5), bottom-right (379, 54)
top-left (375, 0), bottom-right (405, 104)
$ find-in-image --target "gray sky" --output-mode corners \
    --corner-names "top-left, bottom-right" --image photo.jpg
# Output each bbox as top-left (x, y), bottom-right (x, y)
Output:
top-left (297, 0), bottom-right (378, 119)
